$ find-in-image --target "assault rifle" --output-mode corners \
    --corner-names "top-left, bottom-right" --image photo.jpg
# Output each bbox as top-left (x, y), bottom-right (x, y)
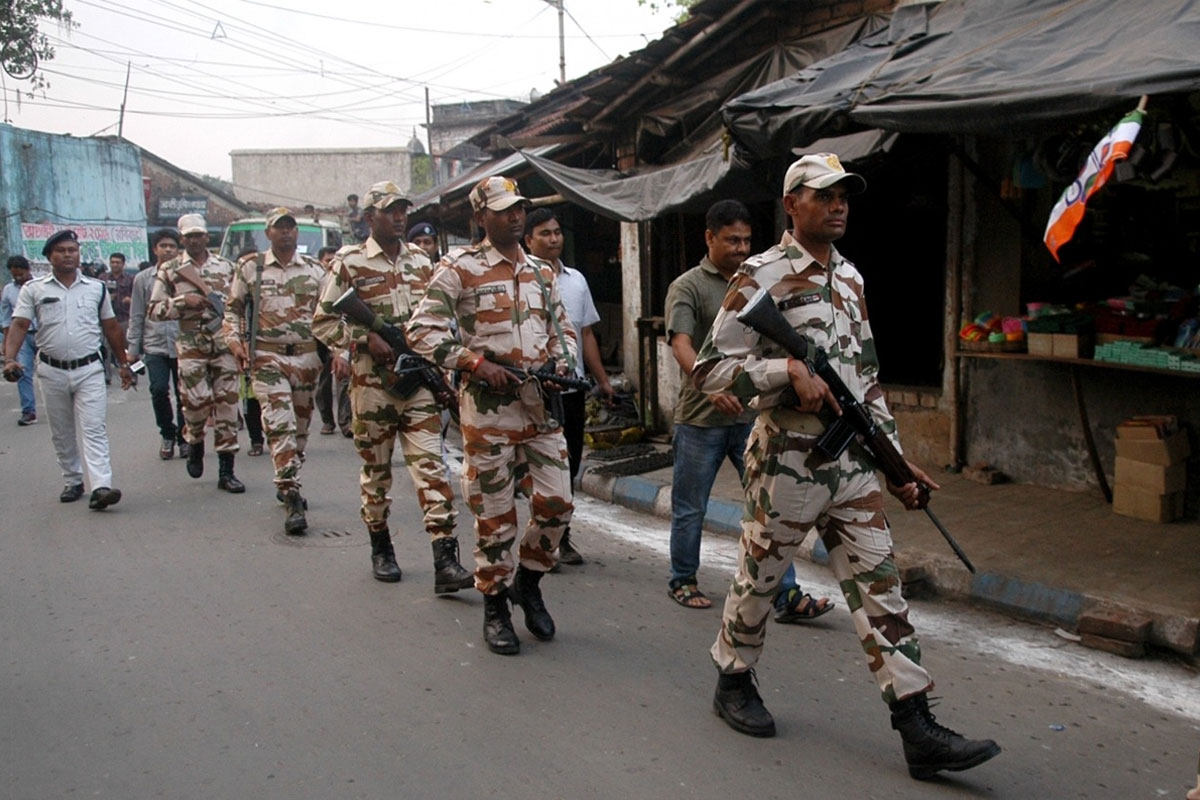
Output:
top-left (484, 357), bottom-right (592, 392)
top-left (736, 288), bottom-right (977, 573)
top-left (331, 287), bottom-right (459, 422)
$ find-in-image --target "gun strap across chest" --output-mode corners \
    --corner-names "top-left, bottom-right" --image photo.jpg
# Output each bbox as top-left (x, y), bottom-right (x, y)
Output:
top-left (248, 253), bottom-right (265, 360)
top-left (528, 261), bottom-right (576, 374)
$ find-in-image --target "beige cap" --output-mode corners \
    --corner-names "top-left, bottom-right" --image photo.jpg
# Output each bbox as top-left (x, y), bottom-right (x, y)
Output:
top-left (469, 176), bottom-right (527, 212)
top-left (264, 207), bottom-right (296, 229)
top-left (177, 214), bottom-right (207, 236)
top-left (363, 180), bottom-right (411, 211)
top-left (783, 153), bottom-right (866, 195)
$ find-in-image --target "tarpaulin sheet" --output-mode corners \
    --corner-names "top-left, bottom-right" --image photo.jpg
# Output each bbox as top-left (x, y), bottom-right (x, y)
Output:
top-left (724, 0), bottom-right (1200, 159)
top-left (518, 127), bottom-right (892, 222)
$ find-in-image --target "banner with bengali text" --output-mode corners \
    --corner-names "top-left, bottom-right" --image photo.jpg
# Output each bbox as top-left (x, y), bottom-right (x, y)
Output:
top-left (20, 223), bottom-right (149, 268)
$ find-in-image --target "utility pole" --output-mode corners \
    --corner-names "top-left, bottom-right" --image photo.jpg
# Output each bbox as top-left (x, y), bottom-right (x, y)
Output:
top-left (117, 61), bottom-right (131, 141)
top-left (541, 0), bottom-right (565, 85)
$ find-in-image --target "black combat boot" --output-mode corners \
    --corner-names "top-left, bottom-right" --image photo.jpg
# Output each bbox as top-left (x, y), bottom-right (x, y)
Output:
top-left (368, 527), bottom-right (401, 583)
top-left (282, 489), bottom-right (307, 535)
top-left (713, 670), bottom-right (776, 737)
top-left (217, 453), bottom-right (245, 493)
top-left (889, 693), bottom-right (1001, 780)
top-left (557, 528), bottom-right (584, 565)
top-left (186, 439), bottom-right (204, 478)
top-left (508, 565), bottom-right (555, 641)
top-left (483, 590), bottom-right (520, 655)
top-left (431, 538), bottom-right (473, 594)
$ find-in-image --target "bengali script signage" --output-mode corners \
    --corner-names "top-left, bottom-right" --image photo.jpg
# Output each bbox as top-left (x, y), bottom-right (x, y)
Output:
top-left (21, 223), bottom-right (149, 267)
top-left (157, 195), bottom-right (208, 225)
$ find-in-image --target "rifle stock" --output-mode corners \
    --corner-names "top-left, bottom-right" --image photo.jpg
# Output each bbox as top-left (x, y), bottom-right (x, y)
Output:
top-left (331, 287), bottom-right (459, 421)
top-left (735, 288), bottom-right (976, 573)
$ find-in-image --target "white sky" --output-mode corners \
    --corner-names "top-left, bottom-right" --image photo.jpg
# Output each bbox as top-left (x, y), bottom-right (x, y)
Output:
top-left (3, 0), bottom-right (675, 180)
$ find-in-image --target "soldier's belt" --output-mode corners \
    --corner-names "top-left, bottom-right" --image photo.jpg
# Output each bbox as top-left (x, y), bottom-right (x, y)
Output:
top-left (255, 340), bottom-right (318, 356)
top-left (768, 407), bottom-right (826, 435)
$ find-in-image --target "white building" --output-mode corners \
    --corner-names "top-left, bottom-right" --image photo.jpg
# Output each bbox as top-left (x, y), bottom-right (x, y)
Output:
top-left (229, 147), bottom-right (415, 209)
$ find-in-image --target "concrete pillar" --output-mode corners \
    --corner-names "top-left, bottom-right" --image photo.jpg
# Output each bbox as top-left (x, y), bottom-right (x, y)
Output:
top-left (620, 221), bottom-right (642, 390)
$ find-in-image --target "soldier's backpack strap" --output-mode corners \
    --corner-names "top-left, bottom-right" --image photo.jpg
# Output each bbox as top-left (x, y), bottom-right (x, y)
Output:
top-left (529, 261), bottom-right (576, 374)
top-left (248, 253), bottom-right (265, 364)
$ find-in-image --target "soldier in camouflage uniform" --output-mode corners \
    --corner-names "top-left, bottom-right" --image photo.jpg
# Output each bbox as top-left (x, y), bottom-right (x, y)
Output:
top-left (312, 181), bottom-right (473, 593)
top-left (223, 208), bottom-right (326, 534)
top-left (407, 176), bottom-right (578, 656)
top-left (695, 154), bottom-right (1000, 779)
top-left (149, 214), bottom-right (244, 493)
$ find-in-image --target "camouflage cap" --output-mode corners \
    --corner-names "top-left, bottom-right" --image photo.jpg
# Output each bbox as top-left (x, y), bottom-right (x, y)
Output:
top-left (783, 153), bottom-right (866, 195)
top-left (264, 207), bottom-right (296, 229)
top-left (364, 180), bottom-right (411, 211)
top-left (469, 176), bottom-right (527, 212)
top-left (177, 214), bottom-right (207, 235)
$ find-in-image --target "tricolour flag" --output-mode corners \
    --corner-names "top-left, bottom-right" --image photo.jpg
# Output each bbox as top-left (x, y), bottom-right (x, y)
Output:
top-left (1043, 108), bottom-right (1145, 261)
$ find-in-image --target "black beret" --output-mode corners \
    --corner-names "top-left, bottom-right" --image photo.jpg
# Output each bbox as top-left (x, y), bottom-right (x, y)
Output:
top-left (407, 222), bottom-right (437, 242)
top-left (42, 229), bottom-right (79, 257)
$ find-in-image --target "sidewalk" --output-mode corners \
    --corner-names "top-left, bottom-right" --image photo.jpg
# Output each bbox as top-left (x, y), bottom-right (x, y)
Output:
top-left (580, 450), bottom-right (1200, 658)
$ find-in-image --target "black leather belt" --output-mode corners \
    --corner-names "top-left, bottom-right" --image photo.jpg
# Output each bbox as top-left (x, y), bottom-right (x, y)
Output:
top-left (39, 351), bottom-right (102, 370)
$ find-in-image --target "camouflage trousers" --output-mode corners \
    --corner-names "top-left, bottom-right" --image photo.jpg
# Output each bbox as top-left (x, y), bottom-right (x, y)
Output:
top-left (461, 421), bottom-right (573, 595)
top-left (178, 348), bottom-right (240, 452)
top-left (350, 382), bottom-right (455, 538)
top-left (711, 418), bottom-right (934, 705)
top-left (250, 350), bottom-right (321, 491)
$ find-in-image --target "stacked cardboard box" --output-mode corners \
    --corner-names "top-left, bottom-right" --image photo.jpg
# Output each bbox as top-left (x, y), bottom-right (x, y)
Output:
top-left (1112, 415), bottom-right (1189, 522)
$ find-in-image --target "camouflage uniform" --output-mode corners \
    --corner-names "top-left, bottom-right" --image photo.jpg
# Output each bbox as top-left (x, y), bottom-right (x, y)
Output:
top-left (694, 229), bottom-right (932, 705)
top-left (312, 237), bottom-right (456, 538)
top-left (406, 241), bottom-right (578, 594)
top-left (222, 249), bottom-right (325, 491)
top-left (149, 251), bottom-right (240, 452)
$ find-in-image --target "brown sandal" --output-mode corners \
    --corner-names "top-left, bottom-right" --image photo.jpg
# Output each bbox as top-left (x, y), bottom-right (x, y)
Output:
top-left (669, 579), bottom-right (712, 609)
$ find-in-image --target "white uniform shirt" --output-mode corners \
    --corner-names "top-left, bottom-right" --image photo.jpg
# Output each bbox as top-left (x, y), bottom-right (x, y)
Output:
top-left (13, 273), bottom-right (114, 360)
top-left (1, 281), bottom-right (36, 332)
top-left (554, 263), bottom-right (600, 379)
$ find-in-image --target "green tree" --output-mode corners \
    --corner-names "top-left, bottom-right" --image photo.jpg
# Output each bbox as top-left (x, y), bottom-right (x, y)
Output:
top-left (637, 0), bottom-right (699, 23)
top-left (1, 0), bottom-right (75, 90)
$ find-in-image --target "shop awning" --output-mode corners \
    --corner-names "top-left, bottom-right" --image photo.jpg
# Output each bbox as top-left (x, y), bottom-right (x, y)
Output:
top-left (518, 126), bottom-right (896, 222)
top-left (724, 0), bottom-right (1200, 159)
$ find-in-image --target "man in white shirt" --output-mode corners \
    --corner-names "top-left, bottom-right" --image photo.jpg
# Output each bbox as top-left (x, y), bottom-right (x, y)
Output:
top-left (524, 207), bottom-right (613, 564)
top-left (3, 229), bottom-right (134, 508)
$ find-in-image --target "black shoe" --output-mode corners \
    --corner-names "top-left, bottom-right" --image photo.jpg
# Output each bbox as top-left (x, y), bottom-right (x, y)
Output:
top-left (17, 411), bottom-right (36, 426)
top-left (713, 670), bottom-right (776, 737)
top-left (890, 693), bottom-right (1001, 780)
top-left (88, 487), bottom-right (122, 510)
top-left (186, 440), bottom-right (204, 478)
top-left (282, 489), bottom-right (308, 535)
top-left (483, 591), bottom-right (520, 655)
top-left (341, 427), bottom-right (353, 439)
top-left (59, 483), bottom-right (85, 503)
top-left (508, 565), bottom-right (555, 641)
top-left (368, 527), bottom-right (402, 582)
top-left (216, 452), bottom-right (245, 493)
top-left (557, 529), bottom-right (584, 565)
top-left (432, 538), bottom-right (474, 594)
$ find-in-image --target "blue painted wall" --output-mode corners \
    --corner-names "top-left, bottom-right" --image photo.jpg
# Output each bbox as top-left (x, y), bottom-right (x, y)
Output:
top-left (0, 124), bottom-right (147, 280)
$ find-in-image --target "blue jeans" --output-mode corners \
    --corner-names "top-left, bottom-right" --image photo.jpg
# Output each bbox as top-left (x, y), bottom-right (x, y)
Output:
top-left (145, 353), bottom-right (184, 443)
top-left (15, 336), bottom-right (36, 414)
top-left (669, 420), bottom-right (801, 595)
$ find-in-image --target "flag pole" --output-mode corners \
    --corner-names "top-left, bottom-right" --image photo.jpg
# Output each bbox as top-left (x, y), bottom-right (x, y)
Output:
top-left (1136, 95), bottom-right (1148, 113)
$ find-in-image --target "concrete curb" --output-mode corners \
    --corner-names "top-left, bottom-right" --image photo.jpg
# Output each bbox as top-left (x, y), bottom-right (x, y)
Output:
top-left (579, 469), bottom-right (1199, 658)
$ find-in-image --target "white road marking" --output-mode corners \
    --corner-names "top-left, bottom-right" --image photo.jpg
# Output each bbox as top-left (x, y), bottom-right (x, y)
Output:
top-left (572, 494), bottom-right (1200, 723)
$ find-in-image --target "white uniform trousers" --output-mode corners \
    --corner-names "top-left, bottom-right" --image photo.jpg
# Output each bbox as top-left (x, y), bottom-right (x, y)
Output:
top-left (36, 359), bottom-right (113, 489)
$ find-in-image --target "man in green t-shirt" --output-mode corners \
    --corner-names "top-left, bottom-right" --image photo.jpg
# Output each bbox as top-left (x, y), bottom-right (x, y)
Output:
top-left (664, 200), bottom-right (831, 623)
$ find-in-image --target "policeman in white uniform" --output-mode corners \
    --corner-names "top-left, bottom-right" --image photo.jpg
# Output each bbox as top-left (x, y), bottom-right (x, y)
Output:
top-left (2, 229), bottom-right (134, 508)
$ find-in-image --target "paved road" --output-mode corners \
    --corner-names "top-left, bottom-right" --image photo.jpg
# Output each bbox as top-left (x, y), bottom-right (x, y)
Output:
top-left (2, 383), bottom-right (1198, 799)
